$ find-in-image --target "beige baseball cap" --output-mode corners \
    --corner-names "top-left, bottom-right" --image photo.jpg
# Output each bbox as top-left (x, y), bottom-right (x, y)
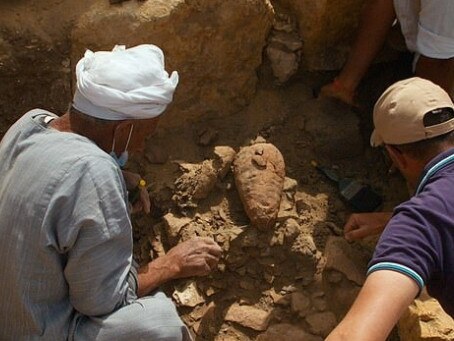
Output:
top-left (370, 77), bottom-right (454, 147)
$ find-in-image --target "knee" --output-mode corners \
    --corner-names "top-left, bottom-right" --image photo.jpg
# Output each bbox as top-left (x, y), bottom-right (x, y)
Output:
top-left (133, 320), bottom-right (189, 341)
top-left (147, 325), bottom-right (189, 341)
top-left (132, 297), bottom-right (190, 340)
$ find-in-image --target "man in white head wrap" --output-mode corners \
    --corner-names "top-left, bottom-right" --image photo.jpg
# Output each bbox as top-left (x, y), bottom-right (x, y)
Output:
top-left (0, 44), bottom-right (222, 341)
top-left (73, 44), bottom-right (180, 169)
top-left (74, 44), bottom-right (179, 121)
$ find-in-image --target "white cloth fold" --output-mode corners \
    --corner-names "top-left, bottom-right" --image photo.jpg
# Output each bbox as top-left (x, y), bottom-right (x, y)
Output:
top-left (73, 44), bottom-right (179, 120)
top-left (393, 0), bottom-right (454, 59)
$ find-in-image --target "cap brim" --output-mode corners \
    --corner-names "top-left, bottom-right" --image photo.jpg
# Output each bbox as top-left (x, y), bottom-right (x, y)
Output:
top-left (370, 129), bottom-right (384, 147)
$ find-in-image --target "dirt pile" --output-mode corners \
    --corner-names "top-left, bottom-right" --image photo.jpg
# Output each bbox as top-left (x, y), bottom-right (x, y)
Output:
top-left (127, 79), bottom-right (409, 340)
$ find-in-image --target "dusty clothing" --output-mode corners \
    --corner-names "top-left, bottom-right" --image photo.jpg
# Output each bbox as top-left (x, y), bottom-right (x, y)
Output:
top-left (368, 148), bottom-right (454, 317)
top-left (0, 110), bottom-right (189, 340)
top-left (71, 291), bottom-right (190, 341)
top-left (394, 0), bottom-right (454, 59)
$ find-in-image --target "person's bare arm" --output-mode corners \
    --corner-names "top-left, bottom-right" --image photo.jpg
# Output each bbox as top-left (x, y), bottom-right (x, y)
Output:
top-left (137, 237), bottom-right (222, 297)
top-left (344, 212), bottom-right (393, 241)
top-left (326, 270), bottom-right (419, 341)
top-left (341, 0), bottom-right (396, 87)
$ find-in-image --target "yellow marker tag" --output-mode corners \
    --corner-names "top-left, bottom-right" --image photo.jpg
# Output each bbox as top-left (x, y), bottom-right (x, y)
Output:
top-left (138, 179), bottom-right (147, 188)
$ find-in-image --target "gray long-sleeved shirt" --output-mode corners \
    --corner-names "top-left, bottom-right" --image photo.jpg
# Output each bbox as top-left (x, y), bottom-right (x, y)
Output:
top-left (0, 110), bottom-right (138, 340)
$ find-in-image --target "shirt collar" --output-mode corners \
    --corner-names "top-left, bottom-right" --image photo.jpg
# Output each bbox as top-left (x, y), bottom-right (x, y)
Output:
top-left (415, 147), bottom-right (454, 194)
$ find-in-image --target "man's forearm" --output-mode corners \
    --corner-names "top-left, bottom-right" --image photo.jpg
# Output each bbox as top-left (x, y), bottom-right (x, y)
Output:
top-left (326, 270), bottom-right (419, 341)
top-left (137, 255), bottom-right (178, 297)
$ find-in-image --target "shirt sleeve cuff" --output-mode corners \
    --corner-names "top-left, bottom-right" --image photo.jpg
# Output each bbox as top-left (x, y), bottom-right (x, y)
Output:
top-left (417, 24), bottom-right (454, 59)
top-left (367, 262), bottom-right (425, 295)
top-left (128, 260), bottom-right (139, 294)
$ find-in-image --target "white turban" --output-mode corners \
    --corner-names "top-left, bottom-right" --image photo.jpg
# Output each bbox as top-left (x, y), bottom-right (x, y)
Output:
top-left (73, 44), bottom-right (179, 120)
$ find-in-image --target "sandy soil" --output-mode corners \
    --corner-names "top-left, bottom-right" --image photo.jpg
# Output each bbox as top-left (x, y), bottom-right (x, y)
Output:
top-left (125, 61), bottom-right (411, 340)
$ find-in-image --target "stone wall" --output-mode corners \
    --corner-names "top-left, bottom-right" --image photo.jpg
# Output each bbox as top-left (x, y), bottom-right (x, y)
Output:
top-left (271, 0), bottom-right (366, 70)
top-left (0, 0), bottom-right (379, 129)
top-left (71, 0), bottom-right (274, 127)
top-left (0, 0), bottom-right (388, 129)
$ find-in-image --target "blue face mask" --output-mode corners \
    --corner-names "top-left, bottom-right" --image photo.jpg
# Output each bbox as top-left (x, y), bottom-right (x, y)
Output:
top-left (110, 150), bottom-right (129, 168)
top-left (110, 124), bottom-right (134, 168)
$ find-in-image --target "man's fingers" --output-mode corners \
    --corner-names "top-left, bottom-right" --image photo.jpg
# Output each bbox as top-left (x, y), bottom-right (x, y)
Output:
top-left (205, 253), bottom-right (220, 269)
top-left (122, 170), bottom-right (141, 189)
top-left (344, 215), bottom-right (360, 233)
top-left (198, 261), bottom-right (212, 276)
top-left (345, 225), bottom-right (376, 241)
top-left (207, 243), bottom-right (223, 257)
top-left (345, 227), bottom-right (367, 241)
top-left (193, 237), bottom-right (223, 257)
top-left (194, 255), bottom-right (218, 276)
top-left (184, 255), bottom-right (220, 278)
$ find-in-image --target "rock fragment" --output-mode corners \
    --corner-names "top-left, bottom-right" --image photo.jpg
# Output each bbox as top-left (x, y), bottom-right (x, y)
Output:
top-left (224, 303), bottom-right (270, 331)
top-left (173, 281), bottom-right (205, 308)
top-left (399, 295), bottom-right (454, 341)
top-left (305, 311), bottom-right (337, 337)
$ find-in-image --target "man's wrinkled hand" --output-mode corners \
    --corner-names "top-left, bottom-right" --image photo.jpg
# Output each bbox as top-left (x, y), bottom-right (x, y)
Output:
top-left (166, 237), bottom-right (223, 279)
top-left (344, 212), bottom-right (393, 241)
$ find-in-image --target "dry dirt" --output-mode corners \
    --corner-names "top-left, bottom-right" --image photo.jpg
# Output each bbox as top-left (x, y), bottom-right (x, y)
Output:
top-left (0, 32), bottom-right (414, 340)
top-left (125, 60), bottom-right (413, 340)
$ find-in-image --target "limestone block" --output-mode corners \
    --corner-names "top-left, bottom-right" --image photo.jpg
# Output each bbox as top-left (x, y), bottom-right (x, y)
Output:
top-left (324, 236), bottom-right (367, 285)
top-left (322, 236), bottom-right (369, 317)
top-left (266, 44), bottom-right (300, 83)
top-left (399, 296), bottom-right (454, 341)
top-left (162, 212), bottom-right (191, 239)
top-left (273, 0), bottom-right (366, 70)
top-left (224, 303), bottom-right (271, 331)
top-left (172, 281), bottom-right (205, 308)
top-left (266, 27), bottom-right (302, 83)
top-left (71, 0), bottom-right (274, 127)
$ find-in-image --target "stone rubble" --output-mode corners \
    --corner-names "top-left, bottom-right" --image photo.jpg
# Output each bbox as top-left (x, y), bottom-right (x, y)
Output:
top-left (172, 281), bottom-right (205, 308)
top-left (224, 304), bottom-right (271, 332)
top-left (399, 294), bottom-right (454, 341)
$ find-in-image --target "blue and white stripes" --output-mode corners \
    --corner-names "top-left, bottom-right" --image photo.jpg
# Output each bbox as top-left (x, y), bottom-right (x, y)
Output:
top-left (367, 262), bottom-right (425, 290)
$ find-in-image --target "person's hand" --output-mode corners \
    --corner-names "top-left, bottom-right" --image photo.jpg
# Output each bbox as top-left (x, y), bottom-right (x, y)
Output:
top-left (136, 237), bottom-right (223, 296)
top-left (344, 212), bottom-right (393, 241)
top-left (316, 78), bottom-right (359, 108)
top-left (121, 170), bottom-right (151, 214)
top-left (166, 237), bottom-right (223, 279)
top-left (130, 185), bottom-right (151, 215)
